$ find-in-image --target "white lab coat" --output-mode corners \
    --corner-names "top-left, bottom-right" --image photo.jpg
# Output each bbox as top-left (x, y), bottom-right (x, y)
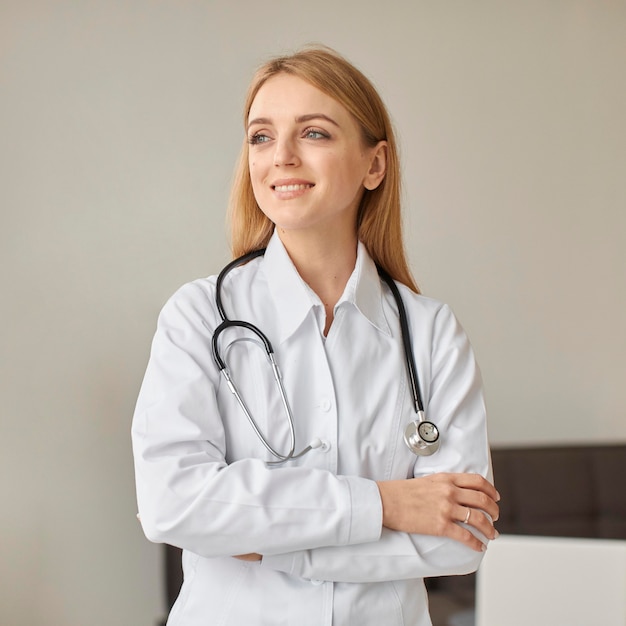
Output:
top-left (132, 231), bottom-right (492, 626)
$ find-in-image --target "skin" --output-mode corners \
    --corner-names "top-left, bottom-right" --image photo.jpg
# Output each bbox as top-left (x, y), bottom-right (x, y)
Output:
top-left (234, 74), bottom-right (499, 560)
top-left (246, 74), bottom-right (386, 334)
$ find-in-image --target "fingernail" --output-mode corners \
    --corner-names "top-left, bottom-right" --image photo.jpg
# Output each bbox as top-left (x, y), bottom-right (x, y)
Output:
top-left (496, 491), bottom-right (501, 502)
top-left (494, 530), bottom-right (500, 539)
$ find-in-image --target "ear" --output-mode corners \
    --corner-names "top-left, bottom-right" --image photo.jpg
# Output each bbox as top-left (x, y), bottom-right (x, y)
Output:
top-left (363, 141), bottom-right (388, 191)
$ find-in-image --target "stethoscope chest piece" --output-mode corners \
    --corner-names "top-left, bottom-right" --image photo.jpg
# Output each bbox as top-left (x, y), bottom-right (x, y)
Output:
top-left (404, 416), bottom-right (440, 456)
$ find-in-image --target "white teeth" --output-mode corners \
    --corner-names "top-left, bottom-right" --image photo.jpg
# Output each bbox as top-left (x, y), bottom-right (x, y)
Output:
top-left (273, 184), bottom-right (312, 192)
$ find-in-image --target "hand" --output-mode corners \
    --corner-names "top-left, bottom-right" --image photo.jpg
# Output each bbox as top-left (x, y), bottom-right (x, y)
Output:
top-left (376, 473), bottom-right (500, 552)
top-left (233, 553), bottom-right (262, 562)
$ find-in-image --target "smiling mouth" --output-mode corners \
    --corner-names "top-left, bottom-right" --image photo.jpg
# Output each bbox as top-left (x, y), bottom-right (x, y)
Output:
top-left (272, 183), bottom-right (314, 192)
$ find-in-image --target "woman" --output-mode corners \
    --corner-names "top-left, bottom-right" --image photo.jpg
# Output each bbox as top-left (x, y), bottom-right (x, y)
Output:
top-left (132, 45), bottom-right (499, 626)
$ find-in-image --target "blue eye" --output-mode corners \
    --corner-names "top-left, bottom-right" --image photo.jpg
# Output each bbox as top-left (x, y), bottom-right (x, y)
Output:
top-left (248, 133), bottom-right (270, 145)
top-left (304, 128), bottom-right (329, 140)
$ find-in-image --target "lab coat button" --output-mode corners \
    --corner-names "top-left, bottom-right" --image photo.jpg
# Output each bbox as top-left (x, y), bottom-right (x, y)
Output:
top-left (320, 440), bottom-right (331, 452)
top-left (310, 579), bottom-right (324, 586)
top-left (320, 398), bottom-right (331, 412)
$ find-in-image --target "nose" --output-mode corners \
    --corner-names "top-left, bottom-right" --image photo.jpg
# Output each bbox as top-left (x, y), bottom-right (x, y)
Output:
top-left (273, 136), bottom-right (299, 167)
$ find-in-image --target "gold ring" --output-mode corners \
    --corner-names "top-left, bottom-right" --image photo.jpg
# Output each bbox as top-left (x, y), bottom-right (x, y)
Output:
top-left (463, 508), bottom-right (471, 524)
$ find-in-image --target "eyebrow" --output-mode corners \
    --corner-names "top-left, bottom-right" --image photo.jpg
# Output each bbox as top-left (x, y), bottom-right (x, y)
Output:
top-left (247, 113), bottom-right (340, 131)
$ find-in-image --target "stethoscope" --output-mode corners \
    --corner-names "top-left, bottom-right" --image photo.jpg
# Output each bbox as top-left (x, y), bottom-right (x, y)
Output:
top-left (211, 249), bottom-right (440, 465)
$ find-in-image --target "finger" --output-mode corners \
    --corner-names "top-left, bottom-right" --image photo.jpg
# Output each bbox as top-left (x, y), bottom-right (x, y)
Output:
top-left (457, 488), bottom-right (500, 522)
top-left (444, 519), bottom-right (487, 552)
top-left (456, 505), bottom-right (471, 525)
top-left (458, 507), bottom-right (499, 541)
top-left (452, 473), bottom-right (500, 502)
top-left (233, 553), bottom-right (262, 561)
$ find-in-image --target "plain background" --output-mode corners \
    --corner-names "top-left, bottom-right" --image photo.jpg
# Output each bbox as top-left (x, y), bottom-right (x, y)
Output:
top-left (1, 1), bottom-right (624, 624)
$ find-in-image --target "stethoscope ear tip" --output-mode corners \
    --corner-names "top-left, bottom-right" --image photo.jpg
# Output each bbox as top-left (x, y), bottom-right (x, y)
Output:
top-left (309, 437), bottom-right (323, 449)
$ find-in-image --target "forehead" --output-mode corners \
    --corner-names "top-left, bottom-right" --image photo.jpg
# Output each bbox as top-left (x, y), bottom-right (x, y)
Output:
top-left (248, 73), bottom-right (351, 123)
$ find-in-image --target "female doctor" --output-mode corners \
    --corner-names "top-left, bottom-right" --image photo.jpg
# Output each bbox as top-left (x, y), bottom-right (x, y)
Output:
top-left (132, 46), bottom-right (499, 626)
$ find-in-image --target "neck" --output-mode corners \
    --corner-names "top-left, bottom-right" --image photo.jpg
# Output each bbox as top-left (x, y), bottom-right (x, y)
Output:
top-left (276, 227), bottom-right (358, 335)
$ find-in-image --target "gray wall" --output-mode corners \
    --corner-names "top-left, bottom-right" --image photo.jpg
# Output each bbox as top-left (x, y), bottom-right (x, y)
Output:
top-left (1, 1), bottom-right (624, 624)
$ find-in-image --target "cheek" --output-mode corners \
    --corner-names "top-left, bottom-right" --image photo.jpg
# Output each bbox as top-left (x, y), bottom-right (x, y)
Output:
top-left (332, 158), bottom-right (367, 194)
top-left (248, 161), bottom-right (263, 187)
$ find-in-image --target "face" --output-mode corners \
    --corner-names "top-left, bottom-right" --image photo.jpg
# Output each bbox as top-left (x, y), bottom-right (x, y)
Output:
top-left (247, 73), bottom-right (386, 240)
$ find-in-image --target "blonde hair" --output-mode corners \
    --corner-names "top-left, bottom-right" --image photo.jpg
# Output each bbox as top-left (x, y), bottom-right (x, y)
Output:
top-left (228, 45), bottom-right (419, 293)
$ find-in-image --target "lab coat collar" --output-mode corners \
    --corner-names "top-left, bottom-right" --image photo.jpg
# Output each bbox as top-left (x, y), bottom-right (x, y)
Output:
top-left (263, 231), bottom-right (391, 344)
top-left (348, 241), bottom-right (392, 338)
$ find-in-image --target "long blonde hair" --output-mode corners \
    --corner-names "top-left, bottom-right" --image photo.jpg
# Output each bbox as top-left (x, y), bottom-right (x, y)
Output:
top-left (228, 45), bottom-right (419, 293)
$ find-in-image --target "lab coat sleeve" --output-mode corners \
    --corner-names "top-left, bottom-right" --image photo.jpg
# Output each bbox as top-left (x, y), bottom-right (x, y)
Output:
top-left (261, 303), bottom-right (492, 582)
top-left (132, 282), bottom-right (383, 558)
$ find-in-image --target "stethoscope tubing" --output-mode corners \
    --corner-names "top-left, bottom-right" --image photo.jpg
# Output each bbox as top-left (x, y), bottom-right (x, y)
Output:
top-left (211, 248), bottom-right (439, 463)
top-left (376, 266), bottom-right (424, 415)
top-left (215, 249), bottom-right (266, 322)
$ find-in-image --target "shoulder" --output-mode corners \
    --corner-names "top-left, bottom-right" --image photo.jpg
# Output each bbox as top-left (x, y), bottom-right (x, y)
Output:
top-left (159, 255), bottom-right (266, 324)
top-left (162, 276), bottom-right (216, 315)
top-left (392, 284), bottom-right (469, 344)
top-left (393, 283), bottom-right (451, 320)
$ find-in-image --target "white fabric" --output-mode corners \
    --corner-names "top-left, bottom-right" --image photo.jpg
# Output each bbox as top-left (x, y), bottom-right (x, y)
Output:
top-left (132, 231), bottom-right (492, 626)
